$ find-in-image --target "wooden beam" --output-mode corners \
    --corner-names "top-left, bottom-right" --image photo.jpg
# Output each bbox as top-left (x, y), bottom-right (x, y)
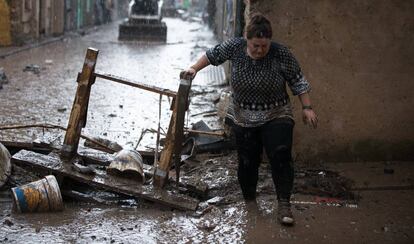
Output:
top-left (62, 48), bottom-right (99, 158)
top-left (154, 78), bottom-right (192, 187)
top-left (93, 72), bottom-right (177, 98)
top-left (185, 129), bottom-right (225, 137)
top-left (12, 150), bottom-right (199, 211)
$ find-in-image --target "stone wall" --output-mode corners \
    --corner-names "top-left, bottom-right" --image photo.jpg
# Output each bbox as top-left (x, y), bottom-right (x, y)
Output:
top-left (249, 0), bottom-right (414, 162)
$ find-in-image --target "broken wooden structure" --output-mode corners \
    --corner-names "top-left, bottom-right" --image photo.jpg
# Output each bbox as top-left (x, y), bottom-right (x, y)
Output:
top-left (9, 47), bottom-right (199, 210)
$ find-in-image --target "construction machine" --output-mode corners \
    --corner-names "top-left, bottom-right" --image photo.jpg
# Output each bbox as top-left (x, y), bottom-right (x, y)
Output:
top-left (119, 0), bottom-right (167, 42)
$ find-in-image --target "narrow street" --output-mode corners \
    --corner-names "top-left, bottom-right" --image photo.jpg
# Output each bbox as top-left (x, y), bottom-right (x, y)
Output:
top-left (0, 15), bottom-right (413, 244)
top-left (0, 17), bottom-right (221, 150)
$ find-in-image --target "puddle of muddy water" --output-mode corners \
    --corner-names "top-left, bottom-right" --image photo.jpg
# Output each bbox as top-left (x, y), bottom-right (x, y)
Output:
top-left (0, 199), bottom-right (248, 243)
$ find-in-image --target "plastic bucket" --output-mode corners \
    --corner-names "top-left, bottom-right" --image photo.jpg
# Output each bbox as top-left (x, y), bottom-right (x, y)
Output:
top-left (11, 175), bottom-right (64, 213)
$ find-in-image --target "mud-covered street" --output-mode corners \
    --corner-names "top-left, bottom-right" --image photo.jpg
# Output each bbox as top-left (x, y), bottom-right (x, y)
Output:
top-left (1, 17), bottom-right (414, 244)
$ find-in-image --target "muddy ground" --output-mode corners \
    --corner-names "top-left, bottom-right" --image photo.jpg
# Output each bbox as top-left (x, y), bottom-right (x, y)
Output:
top-left (0, 18), bottom-right (413, 243)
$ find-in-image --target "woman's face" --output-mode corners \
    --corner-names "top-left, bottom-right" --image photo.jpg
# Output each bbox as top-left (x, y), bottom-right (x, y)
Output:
top-left (246, 37), bottom-right (271, 59)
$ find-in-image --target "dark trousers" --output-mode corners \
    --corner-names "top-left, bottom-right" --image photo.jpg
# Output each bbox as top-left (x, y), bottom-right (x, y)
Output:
top-left (230, 118), bottom-right (294, 201)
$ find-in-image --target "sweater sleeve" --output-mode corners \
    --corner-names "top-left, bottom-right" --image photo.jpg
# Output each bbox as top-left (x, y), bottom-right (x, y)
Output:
top-left (206, 38), bottom-right (242, 66)
top-left (279, 46), bottom-right (311, 96)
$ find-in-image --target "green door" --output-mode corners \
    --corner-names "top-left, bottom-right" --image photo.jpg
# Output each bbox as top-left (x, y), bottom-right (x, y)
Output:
top-left (77, 0), bottom-right (83, 29)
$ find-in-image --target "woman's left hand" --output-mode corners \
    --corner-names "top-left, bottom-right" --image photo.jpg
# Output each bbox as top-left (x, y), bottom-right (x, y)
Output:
top-left (302, 109), bottom-right (318, 129)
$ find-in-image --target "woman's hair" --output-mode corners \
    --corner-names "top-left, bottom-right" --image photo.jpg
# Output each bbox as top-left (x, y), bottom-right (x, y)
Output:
top-left (244, 13), bottom-right (272, 39)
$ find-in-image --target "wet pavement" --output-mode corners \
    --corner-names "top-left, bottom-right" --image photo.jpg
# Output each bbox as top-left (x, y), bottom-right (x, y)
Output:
top-left (0, 17), bottom-right (222, 150)
top-left (1, 18), bottom-right (414, 243)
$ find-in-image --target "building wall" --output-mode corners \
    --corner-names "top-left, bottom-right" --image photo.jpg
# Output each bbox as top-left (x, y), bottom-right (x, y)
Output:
top-left (248, 0), bottom-right (414, 162)
top-left (4, 0), bottom-right (121, 44)
top-left (7, 0), bottom-right (64, 43)
top-left (0, 0), bottom-right (12, 46)
top-left (51, 0), bottom-right (64, 35)
top-left (214, 0), bottom-right (226, 41)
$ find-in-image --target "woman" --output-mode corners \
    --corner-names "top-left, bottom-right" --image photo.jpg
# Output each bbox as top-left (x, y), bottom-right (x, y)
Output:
top-left (181, 13), bottom-right (318, 226)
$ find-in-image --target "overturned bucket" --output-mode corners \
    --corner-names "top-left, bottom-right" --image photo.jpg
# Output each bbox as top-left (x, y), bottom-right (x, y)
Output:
top-left (11, 175), bottom-right (64, 213)
top-left (107, 149), bottom-right (145, 183)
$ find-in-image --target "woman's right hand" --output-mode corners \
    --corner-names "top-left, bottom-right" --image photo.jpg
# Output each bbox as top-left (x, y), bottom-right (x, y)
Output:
top-left (180, 67), bottom-right (197, 80)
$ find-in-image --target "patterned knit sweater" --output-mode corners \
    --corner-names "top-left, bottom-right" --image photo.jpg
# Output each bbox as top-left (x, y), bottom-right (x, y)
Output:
top-left (206, 37), bottom-right (311, 127)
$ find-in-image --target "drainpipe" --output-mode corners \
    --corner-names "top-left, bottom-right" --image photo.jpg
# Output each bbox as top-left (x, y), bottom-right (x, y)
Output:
top-left (233, 0), bottom-right (245, 37)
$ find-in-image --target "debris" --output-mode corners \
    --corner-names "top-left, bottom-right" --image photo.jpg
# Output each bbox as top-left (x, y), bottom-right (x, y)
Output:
top-left (108, 113), bottom-right (117, 117)
top-left (206, 196), bottom-right (224, 205)
top-left (57, 107), bottom-right (67, 112)
top-left (191, 120), bottom-right (235, 153)
top-left (23, 64), bottom-right (40, 74)
top-left (45, 59), bottom-right (53, 65)
top-left (11, 175), bottom-right (64, 213)
top-left (294, 168), bottom-right (355, 200)
top-left (62, 190), bottom-right (108, 204)
top-left (107, 149), bottom-right (145, 183)
top-left (3, 219), bottom-right (13, 227)
top-left (190, 109), bottom-right (217, 117)
top-left (185, 129), bottom-right (225, 137)
top-left (0, 142), bottom-right (11, 188)
top-left (72, 162), bottom-right (96, 175)
top-left (0, 67), bottom-right (9, 89)
top-left (197, 220), bottom-right (217, 231)
top-left (0, 123), bottom-right (120, 154)
top-left (180, 137), bottom-right (196, 162)
top-left (291, 200), bottom-right (358, 208)
top-left (84, 137), bottom-right (123, 153)
top-left (202, 112), bottom-right (218, 117)
top-left (12, 150), bottom-right (199, 211)
top-left (198, 201), bottom-right (209, 210)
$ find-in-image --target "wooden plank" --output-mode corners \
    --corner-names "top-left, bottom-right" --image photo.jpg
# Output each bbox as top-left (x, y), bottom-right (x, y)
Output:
top-left (153, 106), bottom-right (177, 186)
top-left (62, 48), bottom-right (99, 158)
top-left (93, 72), bottom-right (177, 98)
top-left (11, 150), bottom-right (199, 211)
top-left (0, 140), bottom-right (33, 150)
top-left (185, 129), bottom-right (225, 137)
top-left (154, 78), bottom-right (192, 187)
top-left (171, 78), bottom-right (192, 183)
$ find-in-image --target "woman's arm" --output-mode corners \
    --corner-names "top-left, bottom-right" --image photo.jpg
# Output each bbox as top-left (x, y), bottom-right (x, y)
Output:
top-left (180, 54), bottom-right (210, 80)
top-left (298, 92), bottom-right (318, 129)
